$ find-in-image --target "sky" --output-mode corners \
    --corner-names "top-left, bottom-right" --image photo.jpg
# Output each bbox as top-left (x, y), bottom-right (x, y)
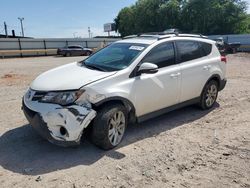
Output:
top-left (0, 0), bottom-right (249, 38)
top-left (248, 0), bottom-right (250, 12)
top-left (0, 0), bottom-right (137, 38)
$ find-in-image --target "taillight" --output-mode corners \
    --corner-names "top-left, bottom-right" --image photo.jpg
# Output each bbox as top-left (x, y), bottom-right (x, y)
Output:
top-left (221, 56), bottom-right (227, 63)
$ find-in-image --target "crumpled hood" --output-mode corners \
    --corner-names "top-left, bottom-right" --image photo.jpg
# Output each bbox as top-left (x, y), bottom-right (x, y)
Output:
top-left (30, 62), bottom-right (116, 91)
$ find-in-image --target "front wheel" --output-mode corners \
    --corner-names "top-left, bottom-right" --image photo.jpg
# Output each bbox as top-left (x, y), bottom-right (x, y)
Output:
top-left (199, 80), bottom-right (219, 110)
top-left (91, 104), bottom-right (127, 150)
top-left (65, 52), bottom-right (71, 57)
top-left (85, 51), bottom-right (91, 56)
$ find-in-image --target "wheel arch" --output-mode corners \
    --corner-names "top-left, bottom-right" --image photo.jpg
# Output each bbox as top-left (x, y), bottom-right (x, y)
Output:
top-left (208, 74), bottom-right (221, 86)
top-left (92, 97), bottom-right (137, 124)
top-left (201, 74), bottom-right (221, 96)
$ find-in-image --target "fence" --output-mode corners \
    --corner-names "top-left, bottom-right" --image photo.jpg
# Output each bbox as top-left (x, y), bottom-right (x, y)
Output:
top-left (0, 38), bottom-right (119, 58)
top-left (0, 34), bottom-right (250, 58)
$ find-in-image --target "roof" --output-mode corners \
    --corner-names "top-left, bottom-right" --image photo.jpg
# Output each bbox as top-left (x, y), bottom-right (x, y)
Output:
top-left (68, 45), bottom-right (83, 47)
top-left (117, 37), bottom-right (158, 45)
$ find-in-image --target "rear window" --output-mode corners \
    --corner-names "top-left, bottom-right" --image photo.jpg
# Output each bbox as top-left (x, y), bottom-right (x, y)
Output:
top-left (199, 42), bottom-right (212, 56)
top-left (176, 41), bottom-right (212, 63)
top-left (176, 41), bottom-right (201, 62)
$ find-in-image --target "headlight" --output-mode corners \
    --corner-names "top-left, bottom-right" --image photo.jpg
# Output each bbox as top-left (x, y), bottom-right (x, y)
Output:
top-left (40, 90), bottom-right (85, 105)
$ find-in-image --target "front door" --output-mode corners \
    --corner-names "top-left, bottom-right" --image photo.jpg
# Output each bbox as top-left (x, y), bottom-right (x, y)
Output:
top-left (131, 42), bottom-right (181, 117)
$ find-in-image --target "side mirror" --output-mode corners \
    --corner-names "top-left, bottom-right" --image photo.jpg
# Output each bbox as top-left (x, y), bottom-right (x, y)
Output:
top-left (137, 62), bottom-right (158, 75)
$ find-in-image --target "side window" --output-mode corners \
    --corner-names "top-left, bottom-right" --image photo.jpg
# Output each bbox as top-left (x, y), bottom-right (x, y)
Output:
top-left (199, 42), bottom-right (212, 56)
top-left (142, 42), bottom-right (175, 68)
top-left (176, 41), bottom-right (202, 63)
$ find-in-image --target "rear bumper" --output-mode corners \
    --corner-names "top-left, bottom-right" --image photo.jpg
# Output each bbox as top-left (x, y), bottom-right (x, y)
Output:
top-left (219, 79), bottom-right (227, 91)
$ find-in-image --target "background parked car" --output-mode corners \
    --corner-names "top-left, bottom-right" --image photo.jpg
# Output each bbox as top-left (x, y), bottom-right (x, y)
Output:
top-left (214, 37), bottom-right (241, 54)
top-left (57, 45), bottom-right (93, 57)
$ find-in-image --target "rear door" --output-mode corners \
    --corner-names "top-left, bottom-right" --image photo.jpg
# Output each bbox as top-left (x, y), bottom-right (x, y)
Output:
top-left (176, 40), bottom-right (213, 102)
top-left (75, 46), bottom-right (84, 56)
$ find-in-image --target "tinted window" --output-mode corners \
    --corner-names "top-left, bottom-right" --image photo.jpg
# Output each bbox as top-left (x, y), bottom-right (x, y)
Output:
top-left (142, 42), bottom-right (175, 68)
top-left (199, 42), bottom-right (212, 56)
top-left (176, 41), bottom-right (202, 62)
top-left (68, 46), bottom-right (82, 49)
top-left (83, 43), bottom-right (148, 71)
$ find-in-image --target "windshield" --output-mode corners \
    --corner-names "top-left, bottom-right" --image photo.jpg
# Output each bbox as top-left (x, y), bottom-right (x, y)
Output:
top-left (82, 42), bottom-right (148, 72)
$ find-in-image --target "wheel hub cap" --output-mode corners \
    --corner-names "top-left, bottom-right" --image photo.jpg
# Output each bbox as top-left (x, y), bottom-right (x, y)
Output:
top-left (108, 111), bottom-right (125, 146)
top-left (205, 84), bottom-right (217, 107)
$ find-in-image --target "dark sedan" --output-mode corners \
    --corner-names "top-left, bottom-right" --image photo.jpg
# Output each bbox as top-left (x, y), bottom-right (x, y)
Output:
top-left (57, 45), bottom-right (93, 57)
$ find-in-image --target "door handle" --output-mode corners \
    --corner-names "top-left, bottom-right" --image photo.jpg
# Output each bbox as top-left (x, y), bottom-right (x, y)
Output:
top-left (203, 65), bottom-right (211, 70)
top-left (170, 72), bottom-right (181, 78)
top-left (203, 66), bottom-right (208, 70)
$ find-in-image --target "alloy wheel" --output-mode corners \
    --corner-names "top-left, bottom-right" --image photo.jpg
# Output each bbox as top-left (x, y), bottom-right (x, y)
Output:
top-left (205, 84), bottom-right (217, 107)
top-left (108, 111), bottom-right (126, 146)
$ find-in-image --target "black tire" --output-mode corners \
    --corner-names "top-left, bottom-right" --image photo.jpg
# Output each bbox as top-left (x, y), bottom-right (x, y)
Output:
top-left (91, 104), bottom-right (127, 150)
top-left (199, 80), bottom-right (219, 110)
top-left (86, 51), bottom-right (91, 56)
top-left (66, 52), bottom-right (71, 57)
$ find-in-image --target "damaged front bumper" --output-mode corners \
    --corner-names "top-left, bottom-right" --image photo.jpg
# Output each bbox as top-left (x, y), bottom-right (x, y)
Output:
top-left (22, 94), bottom-right (96, 147)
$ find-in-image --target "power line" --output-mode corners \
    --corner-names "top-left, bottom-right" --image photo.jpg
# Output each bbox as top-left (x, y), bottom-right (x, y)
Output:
top-left (6, 25), bottom-right (19, 29)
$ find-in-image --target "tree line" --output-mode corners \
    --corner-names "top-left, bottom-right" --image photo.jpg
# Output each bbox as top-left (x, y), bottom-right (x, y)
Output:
top-left (114, 0), bottom-right (250, 37)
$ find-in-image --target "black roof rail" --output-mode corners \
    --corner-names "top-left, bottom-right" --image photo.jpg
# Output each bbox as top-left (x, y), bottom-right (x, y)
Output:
top-left (178, 34), bottom-right (208, 39)
top-left (157, 33), bottom-right (209, 41)
top-left (141, 32), bottom-right (165, 35)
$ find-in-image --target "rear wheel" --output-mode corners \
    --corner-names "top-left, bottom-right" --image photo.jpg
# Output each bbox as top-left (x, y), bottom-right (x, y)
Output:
top-left (199, 80), bottom-right (219, 110)
top-left (91, 104), bottom-right (127, 150)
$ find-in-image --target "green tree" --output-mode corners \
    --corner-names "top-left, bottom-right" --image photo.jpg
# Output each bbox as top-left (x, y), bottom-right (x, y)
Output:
top-left (181, 0), bottom-right (248, 34)
top-left (115, 0), bottom-right (249, 36)
top-left (115, 6), bottom-right (136, 36)
top-left (115, 0), bottom-right (183, 36)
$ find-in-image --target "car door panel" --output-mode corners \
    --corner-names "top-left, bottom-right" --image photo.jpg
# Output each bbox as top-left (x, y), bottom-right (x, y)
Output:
top-left (179, 58), bottom-right (211, 102)
top-left (132, 65), bottom-right (181, 116)
top-left (175, 40), bottom-right (212, 103)
top-left (129, 42), bottom-right (181, 117)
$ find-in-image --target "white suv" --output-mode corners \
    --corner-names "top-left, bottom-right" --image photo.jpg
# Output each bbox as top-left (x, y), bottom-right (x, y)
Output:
top-left (22, 33), bottom-right (227, 150)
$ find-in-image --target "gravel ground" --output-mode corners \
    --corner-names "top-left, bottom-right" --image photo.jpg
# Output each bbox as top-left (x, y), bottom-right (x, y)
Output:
top-left (0, 54), bottom-right (249, 188)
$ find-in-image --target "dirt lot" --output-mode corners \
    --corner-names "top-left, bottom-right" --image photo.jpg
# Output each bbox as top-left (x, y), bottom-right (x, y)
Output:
top-left (0, 54), bottom-right (249, 188)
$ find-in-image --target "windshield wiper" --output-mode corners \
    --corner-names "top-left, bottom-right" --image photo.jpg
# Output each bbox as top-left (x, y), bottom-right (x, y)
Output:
top-left (84, 63), bottom-right (107, 72)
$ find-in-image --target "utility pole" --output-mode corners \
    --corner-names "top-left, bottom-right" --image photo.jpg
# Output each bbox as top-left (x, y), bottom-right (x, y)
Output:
top-left (18, 17), bottom-right (24, 37)
top-left (88, 27), bottom-right (91, 38)
top-left (73, 32), bottom-right (77, 38)
top-left (4, 22), bottom-right (8, 37)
